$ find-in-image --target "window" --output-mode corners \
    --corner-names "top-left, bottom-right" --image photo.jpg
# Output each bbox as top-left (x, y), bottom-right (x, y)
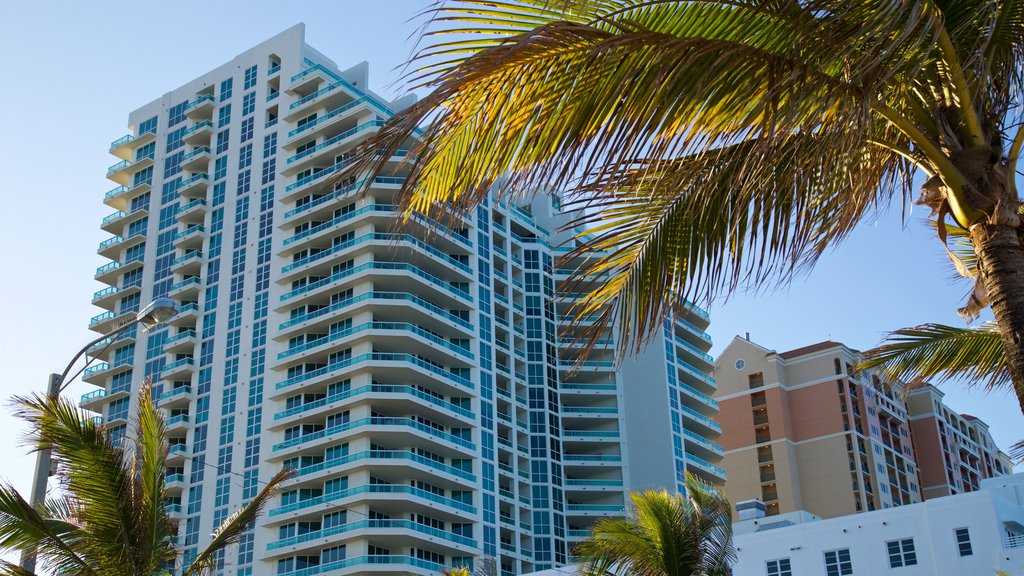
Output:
top-left (887, 538), bottom-right (917, 568)
top-left (242, 92), bottom-right (256, 116)
top-left (824, 549), bottom-right (852, 576)
top-left (220, 78), bottom-right (233, 101)
top-left (243, 65), bottom-right (258, 89)
top-left (955, 527), bottom-right (972, 556)
top-left (766, 558), bottom-right (791, 576)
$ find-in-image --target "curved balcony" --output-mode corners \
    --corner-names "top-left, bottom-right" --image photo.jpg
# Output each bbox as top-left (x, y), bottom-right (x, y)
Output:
top-left (184, 94), bottom-right (215, 119)
top-left (278, 291), bottom-right (473, 340)
top-left (180, 146), bottom-right (211, 171)
top-left (282, 177), bottom-right (404, 225)
top-left (267, 483), bottom-right (476, 526)
top-left (278, 261), bottom-right (471, 310)
top-left (272, 384), bottom-right (474, 428)
top-left (275, 322), bottom-right (473, 367)
top-left (274, 555), bottom-right (446, 576)
top-left (680, 404), bottom-right (722, 435)
top-left (157, 385), bottom-right (193, 409)
top-left (172, 225), bottom-right (204, 250)
top-left (267, 517), bottom-right (477, 555)
top-left (270, 417), bottom-right (476, 456)
top-left (272, 352), bottom-right (474, 397)
top-left (280, 449), bottom-right (475, 493)
top-left (175, 199), bottom-right (207, 225)
top-left (283, 118), bottom-right (384, 176)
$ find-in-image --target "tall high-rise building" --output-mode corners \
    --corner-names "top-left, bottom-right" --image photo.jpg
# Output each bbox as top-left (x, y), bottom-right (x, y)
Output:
top-left (713, 336), bottom-right (1011, 522)
top-left (904, 384), bottom-right (1013, 499)
top-left (83, 25), bottom-right (722, 576)
top-left (714, 337), bottom-right (923, 520)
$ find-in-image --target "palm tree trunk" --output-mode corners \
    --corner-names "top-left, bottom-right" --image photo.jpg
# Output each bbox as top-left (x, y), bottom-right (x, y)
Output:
top-left (971, 222), bottom-right (1024, 414)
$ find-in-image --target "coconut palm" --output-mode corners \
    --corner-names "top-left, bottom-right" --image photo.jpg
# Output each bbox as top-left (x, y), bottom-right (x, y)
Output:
top-left (343, 0), bottom-right (1024, 408)
top-left (575, 473), bottom-right (734, 576)
top-left (443, 558), bottom-right (498, 576)
top-left (861, 322), bottom-right (1009, 391)
top-left (0, 385), bottom-right (292, 576)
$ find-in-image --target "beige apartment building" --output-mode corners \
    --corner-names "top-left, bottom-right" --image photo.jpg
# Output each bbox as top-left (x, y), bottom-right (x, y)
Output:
top-left (715, 336), bottom-right (1013, 522)
top-left (715, 337), bottom-right (922, 520)
top-left (905, 384), bottom-right (1013, 499)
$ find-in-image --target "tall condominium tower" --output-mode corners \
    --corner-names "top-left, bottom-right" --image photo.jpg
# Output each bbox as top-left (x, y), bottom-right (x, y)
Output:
top-left (84, 25), bottom-right (722, 576)
top-left (714, 337), bottom-right (922, 520)
top-left (904, 384), bottom-right (1013, 499)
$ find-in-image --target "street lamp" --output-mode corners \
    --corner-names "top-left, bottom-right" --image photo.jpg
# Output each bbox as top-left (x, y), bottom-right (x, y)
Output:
top-left (21, 297), bottom-right (179, 572)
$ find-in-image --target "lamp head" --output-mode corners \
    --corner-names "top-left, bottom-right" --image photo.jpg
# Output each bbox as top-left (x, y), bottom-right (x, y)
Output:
top-left (136, 297), bottom-right (180, 326)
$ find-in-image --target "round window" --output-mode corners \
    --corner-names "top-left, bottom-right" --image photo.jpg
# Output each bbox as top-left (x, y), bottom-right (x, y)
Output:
top-left (735, 359), bottom-right (746, 370)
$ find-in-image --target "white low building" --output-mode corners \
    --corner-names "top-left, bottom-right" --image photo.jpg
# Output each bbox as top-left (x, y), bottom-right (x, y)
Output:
top-left (526, 473), bottom-right (1024, 576)
top-left (733, 472), bottom-right (1024, 575)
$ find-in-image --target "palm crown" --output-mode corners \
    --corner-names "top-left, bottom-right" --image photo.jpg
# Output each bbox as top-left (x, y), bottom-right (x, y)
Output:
top-left (0, 385), bottom-right (291, 576)
top-left (342, 0), bottom-right (1024, 405)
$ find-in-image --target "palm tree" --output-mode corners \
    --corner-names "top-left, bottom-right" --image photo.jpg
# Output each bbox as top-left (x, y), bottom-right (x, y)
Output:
top-left (0, 384), bottom-right (292, 576)
top-left (443, 558), bottom-right (498, 576)
top-left (574, 473), bottom-right (734, 576)
top-left (343, 0), bottom-right (1024, 408)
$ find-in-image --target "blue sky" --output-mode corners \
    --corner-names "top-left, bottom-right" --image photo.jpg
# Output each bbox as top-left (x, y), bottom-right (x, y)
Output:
top-left (0, 0), bottom-right (1019, 503)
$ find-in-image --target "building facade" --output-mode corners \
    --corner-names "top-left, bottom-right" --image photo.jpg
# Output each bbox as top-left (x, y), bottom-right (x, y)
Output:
top-left (729, 473), bottom-right (1024, 576)
top-left (905, 384), bottom-right (1013, 499)
top-left (714, 337), bottom-right (924, 520)
top-left (83, 25), bottom-right (722, 576)
top-left (713, 336), bottom-right (1012, 522)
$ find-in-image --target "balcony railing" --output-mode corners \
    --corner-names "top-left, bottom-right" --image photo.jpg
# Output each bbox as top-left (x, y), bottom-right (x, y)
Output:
top-left (267, 483), bottom-right (476, 521)
top-left (274, 384), bottom-right (473, 421)
top-left (272, 417), bottom-right (475, 452)
top-left (279, 291), bottom-right (472, 332)
top-left (278, 261), bottom-right (471, 303)
top-left (285, 448), bottom-right (474, 484)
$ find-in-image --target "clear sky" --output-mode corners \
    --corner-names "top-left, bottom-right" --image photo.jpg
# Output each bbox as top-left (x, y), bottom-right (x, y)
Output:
top-left (0, 0), bottom-right (1019, 505)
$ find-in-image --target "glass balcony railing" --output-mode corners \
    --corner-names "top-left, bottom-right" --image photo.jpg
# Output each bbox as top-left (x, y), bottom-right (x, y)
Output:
top-left (284, 177), bottom-right (404, 221)
top-left (109, 134), bottom-right (134, 149)
top-left (267, 483), bottom-right (476, 523)
top-left (165, 473), bottom-right (185, 484)
top-left (560, 383), bottom-right (617, 392)
top-left (280, 291), bottom-right (471, 331)
top-left (565, 479), bottom-right (624, 487)
top-left (283, 204), bottom-right (393, 246)
top-left (160, 358), bottom-right (195, 375)
top-left (178, 173), bottom-right (209, 189)
top-left (158, 386), bottom-right (192, 402)
top-left (106, 159), bottom-right (132, 175)
top-left (285, 449), bottom-right (474, 484)
top-left (683, 429), bottom-right (724, 455)
top-left (184, 94), bottom-right (214, 111)
top-left (174, 225), bottom-right (204, 240)
top-left (169, 277), bottom-right (201, 292)
top-left (280, 317), bottom-right (471, 358)
top-left (561, 406), bottom-right (618, 414)
top-left (275, 555), bottom-right (447, 576)
top-left (681, 405), bottom-right (722, 433)
top-left (181, 120), bottom-right (213, 137)
top-left (272, 416), bottom-right (475, 452)
top-left (287, 117), bottom-right (384, 160)
top-left (180, 146), bottom-right (210, 163)
top-left (92, 286), bottom-right (119, 301)
top-left (279, 261), bottom-right (471, 303)
top-left (82, 363), bottom-right (110, 379)
top-left (274, 384), bottom-right (473, 421)
top-left (80, 389), bottom-right (107, 404)
top-left (563, 454), bottom-right (622, 462)
top-left (275, 352), bottom-right (474, 391)
top-left (564, 430), bottom-right (620, 438)
top-left (677, 380), bottom-right (719, 410)
top-left (164, 414), bottom-right (190, 427)
top-left (171, 251), bottom-right (202, 267)
top-left (281, 232), bottom-right (470, 275)
top-left (164, 329), bottom-right (196, 345)
top-left (89, 311), bottom-right (117, 326)
top-left (565, 504), bottom-right (625, 513)
top-left (686, 451), bottom-right (726, 478)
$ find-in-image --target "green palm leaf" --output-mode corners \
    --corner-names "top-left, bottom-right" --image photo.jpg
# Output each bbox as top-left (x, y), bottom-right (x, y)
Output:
top-left (860, 322), bottom-right (1010, 392)
top-left (0, 382), bottom-right (288, 576)
top-left (576, 473), bottom-right (734, 576)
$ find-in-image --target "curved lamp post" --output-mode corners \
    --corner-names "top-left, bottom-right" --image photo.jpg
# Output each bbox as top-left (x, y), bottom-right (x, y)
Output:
top-left (21, 297), bottom-right (179, 571)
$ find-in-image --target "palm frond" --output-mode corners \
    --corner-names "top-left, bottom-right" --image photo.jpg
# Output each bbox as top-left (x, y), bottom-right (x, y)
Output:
top-left (12, 393), bottom-right (136, 574)
top-left (334, 0), bottom-right (949, 354)
top-left (132, 382), bottom-right (176, 575)
top-left (860, 322), bottom-right (1011, 392)
top-left (0, 483), bottom-right (96, 576)
top-left (183, 467), bottom-right (295, 576)
top-left (577, 474), bottom-right (733, 576)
